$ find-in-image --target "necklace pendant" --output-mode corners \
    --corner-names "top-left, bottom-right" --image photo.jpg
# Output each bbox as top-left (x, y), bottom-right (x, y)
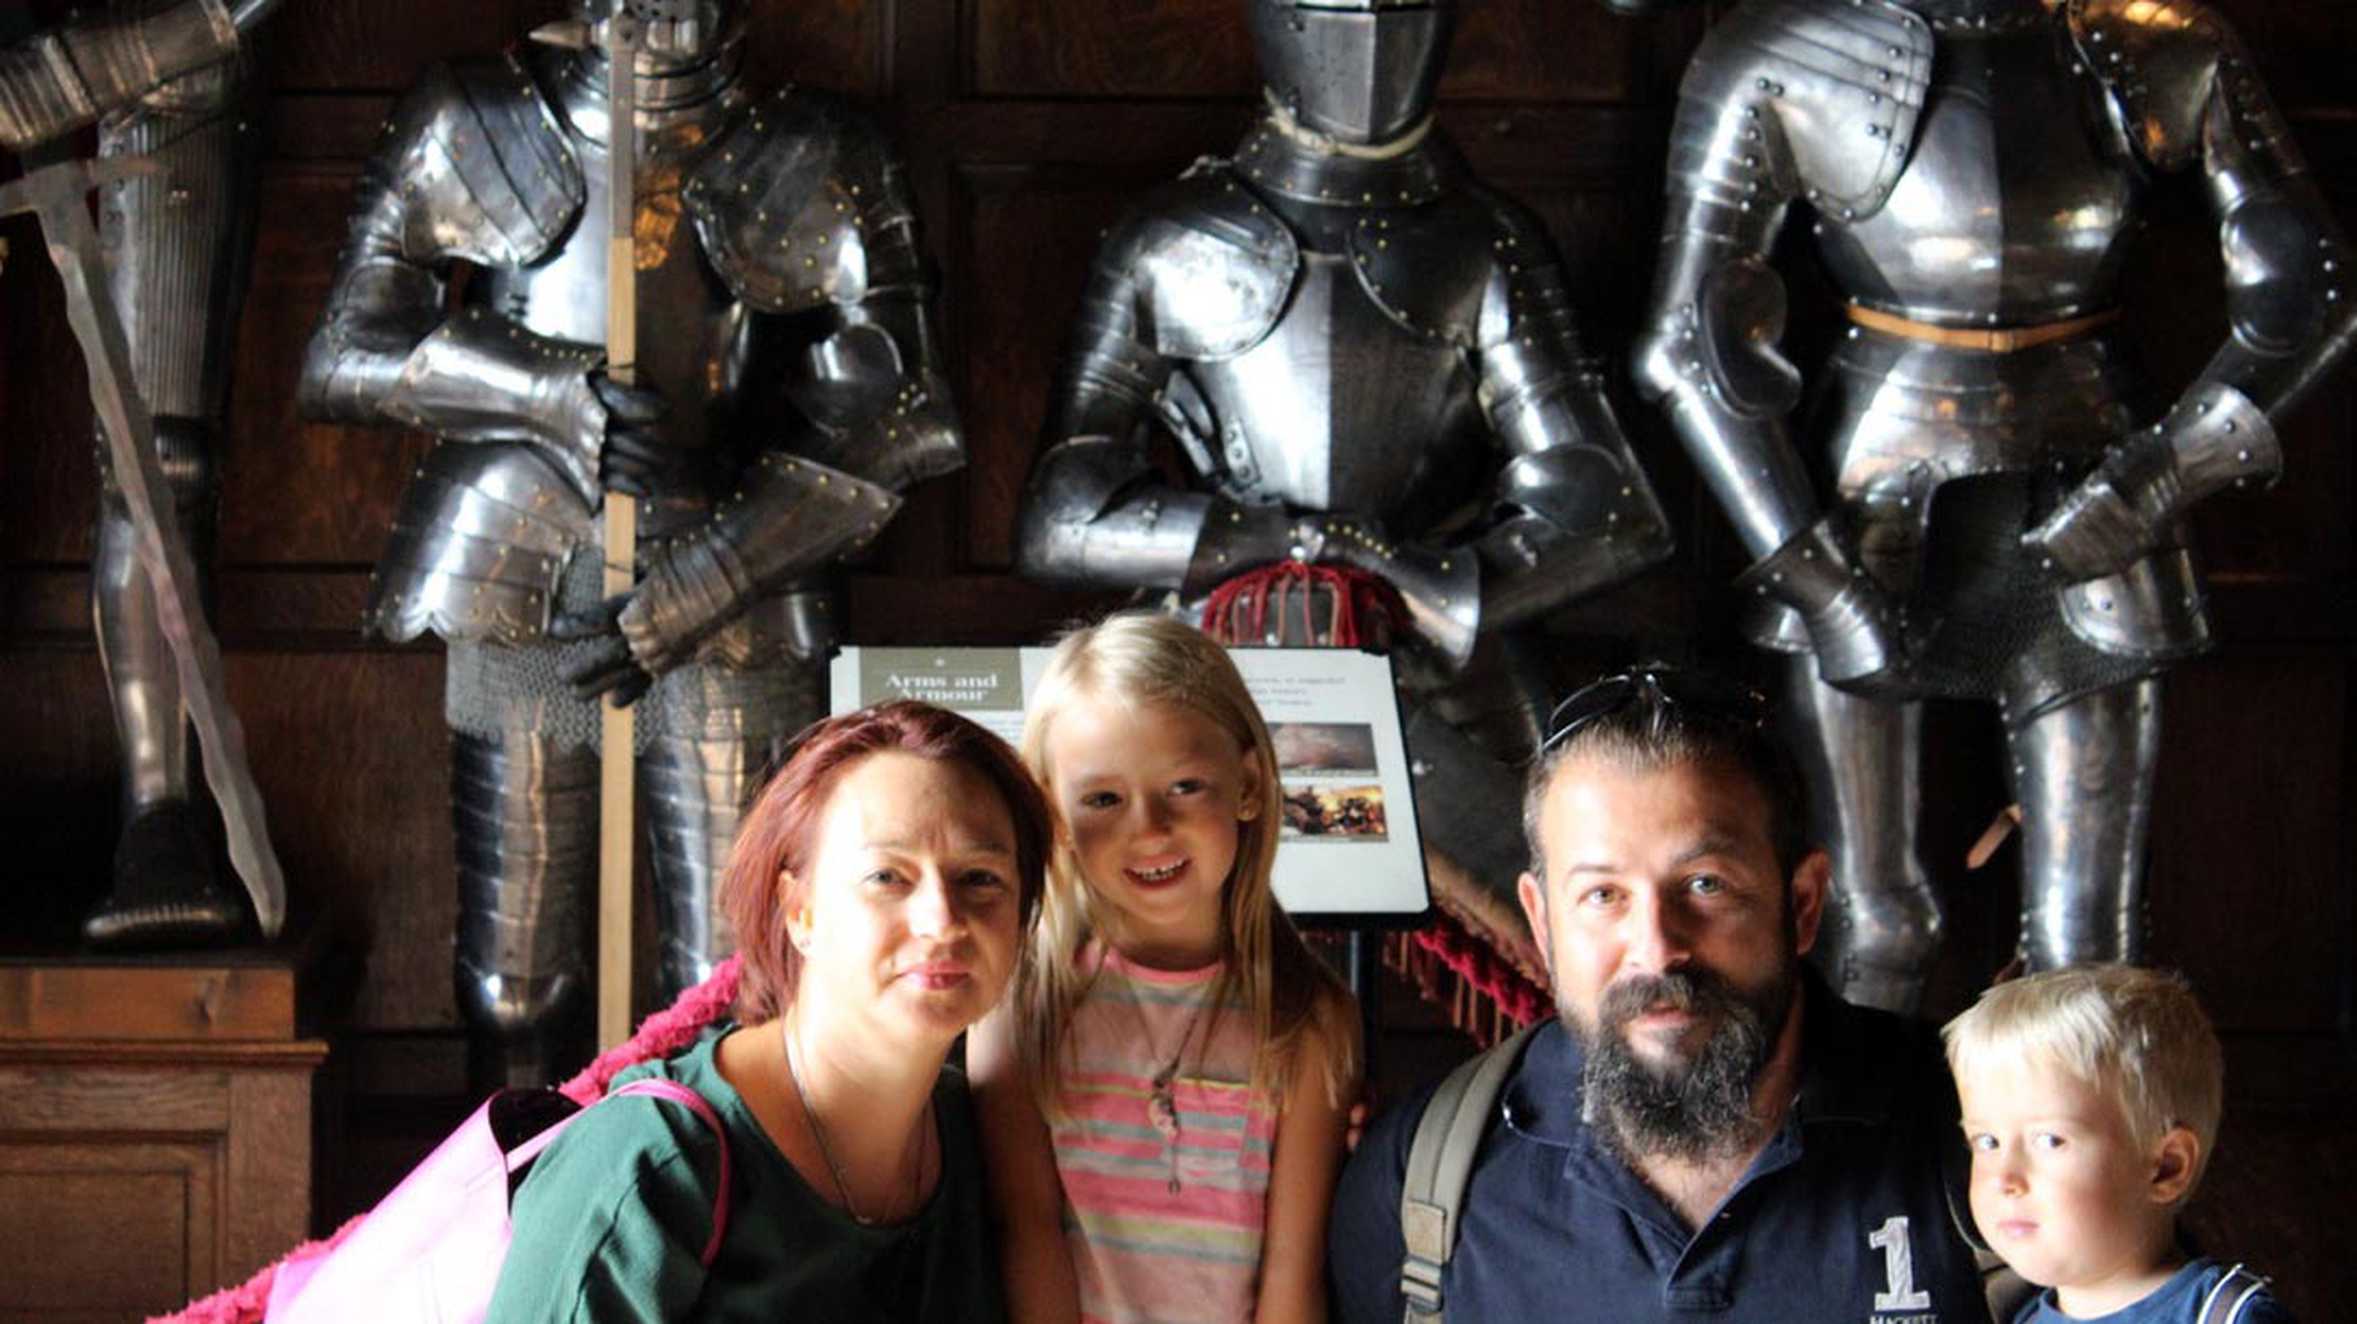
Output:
top-left (1148, 1088), bottom-right (1179, 1139)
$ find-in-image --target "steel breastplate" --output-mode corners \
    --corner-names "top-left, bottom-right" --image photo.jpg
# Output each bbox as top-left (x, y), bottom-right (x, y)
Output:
top-left (478, 62), bottom-right (756, 537)
top-left (1814, 19), bottom-right (2140, 326)
top-left (1182, 250), bottom-right (1486, 524)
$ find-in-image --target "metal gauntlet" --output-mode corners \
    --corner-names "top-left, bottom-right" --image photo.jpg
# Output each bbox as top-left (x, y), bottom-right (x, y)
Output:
top-left (617, 454), bottom-right (900, 676)
top-left (1736, 515), bottom-right (1903, 689)
top-left (2028, 384), bottom-right (2279, 580)
top-left (0, 0), bottom-right (238, 150)
top-left (382, 308), bottom-right (609, 504)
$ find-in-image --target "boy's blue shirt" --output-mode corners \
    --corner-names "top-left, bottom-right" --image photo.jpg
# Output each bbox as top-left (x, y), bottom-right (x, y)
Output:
top-left (2013, 1257), bottom-right (2294, 1324)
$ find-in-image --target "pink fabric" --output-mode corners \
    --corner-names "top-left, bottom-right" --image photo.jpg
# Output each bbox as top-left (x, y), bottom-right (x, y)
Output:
top-left (148, 958), bottom-right (743, 1324)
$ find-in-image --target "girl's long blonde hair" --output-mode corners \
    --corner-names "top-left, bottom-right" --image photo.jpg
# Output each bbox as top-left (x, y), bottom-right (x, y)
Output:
top-left (1014, 611), bottom-right (1355, 1113)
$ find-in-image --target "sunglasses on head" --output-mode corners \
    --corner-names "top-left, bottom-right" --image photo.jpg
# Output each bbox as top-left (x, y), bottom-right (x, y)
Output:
top-left (1537, 667), bottom-right (1771, 757)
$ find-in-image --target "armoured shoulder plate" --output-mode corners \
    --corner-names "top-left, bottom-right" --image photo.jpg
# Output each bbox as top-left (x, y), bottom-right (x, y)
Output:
top-left (1685, 0), bottom-right (1932, 219)
top-left (2067, 0), bottom-right (2231, 173)
top-left (1345, 186), bottom-right (1559, 351)
top-left (1103, 172), bottom-right (1300, 361)
top-left (384, 55), bottom-right (584, 268)
top-left (683, 87), bottom-right (916, 315)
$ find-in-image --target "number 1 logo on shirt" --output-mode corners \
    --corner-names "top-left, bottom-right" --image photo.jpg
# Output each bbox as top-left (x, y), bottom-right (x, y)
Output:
top-left (1868, 1215), bottom-right (1933, 1312)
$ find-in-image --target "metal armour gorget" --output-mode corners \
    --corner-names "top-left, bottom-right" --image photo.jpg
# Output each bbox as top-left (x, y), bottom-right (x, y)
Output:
top-left (1169, 127), bottom-right (1493, 526)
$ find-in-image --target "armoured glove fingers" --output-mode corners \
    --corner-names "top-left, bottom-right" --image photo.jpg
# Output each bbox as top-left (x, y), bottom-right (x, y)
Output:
top-left (551, 595), bottom-right (654, 708)
top-left (1737, 516), bottom-right (1909, 696)
top-left (588, 372), bottom-right (684, 499)
top-left (614, 454), bottom-right (900, 680)
top-left (2026, 383), bottom-right (2279, 581)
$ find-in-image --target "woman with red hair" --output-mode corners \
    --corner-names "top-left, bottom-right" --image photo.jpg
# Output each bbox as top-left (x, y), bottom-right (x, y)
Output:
top-left (486, 700), bottom-right (1051, 1321)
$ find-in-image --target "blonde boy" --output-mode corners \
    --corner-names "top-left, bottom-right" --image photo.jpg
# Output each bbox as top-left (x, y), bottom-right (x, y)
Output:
top-left (1943, 966), bottom-right (2291, 1323)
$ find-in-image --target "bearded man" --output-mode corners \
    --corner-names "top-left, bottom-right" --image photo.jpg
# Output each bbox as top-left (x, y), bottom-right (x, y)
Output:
top-left (1328, 669), bottom-right (1988, 1322)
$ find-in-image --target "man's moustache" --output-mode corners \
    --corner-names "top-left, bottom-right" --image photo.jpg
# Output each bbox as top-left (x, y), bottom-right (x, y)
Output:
top-left (1597, 968), bottom-right (1731, 1025)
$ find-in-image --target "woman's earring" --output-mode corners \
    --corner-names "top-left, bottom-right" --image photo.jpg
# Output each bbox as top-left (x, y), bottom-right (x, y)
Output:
top-left (780, 869), bottom-right (812, 952)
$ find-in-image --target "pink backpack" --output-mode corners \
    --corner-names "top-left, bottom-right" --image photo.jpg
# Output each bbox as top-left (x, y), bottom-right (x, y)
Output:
top-left (262, 1077), bottom-right (732, 1324)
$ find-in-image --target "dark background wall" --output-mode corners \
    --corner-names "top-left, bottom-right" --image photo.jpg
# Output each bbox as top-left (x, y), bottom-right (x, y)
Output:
top-left (1, 0), bottom-right (2350, 1312)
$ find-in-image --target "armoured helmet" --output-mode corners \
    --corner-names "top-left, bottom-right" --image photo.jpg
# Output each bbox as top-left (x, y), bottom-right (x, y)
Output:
top-left (1248, 0), bottom-right (1455, 147)
top-left (571, 0), bottom-right (744, 66)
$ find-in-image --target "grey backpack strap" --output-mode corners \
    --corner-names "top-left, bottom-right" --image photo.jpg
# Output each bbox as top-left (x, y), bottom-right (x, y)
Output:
top-left (1397, 1021), bottom-right (1544, 1324)
top-left (2196, 1263), bottom-right (2271, 1324)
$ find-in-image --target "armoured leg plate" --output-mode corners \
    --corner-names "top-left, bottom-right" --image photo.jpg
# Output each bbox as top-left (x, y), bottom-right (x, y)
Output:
top-left (1783, 653), bottom-right (1941, 1013)
top-left (2007, 677), bottom-right (2159, 971)
top-left (452, 727), bottom-right (599, 1089)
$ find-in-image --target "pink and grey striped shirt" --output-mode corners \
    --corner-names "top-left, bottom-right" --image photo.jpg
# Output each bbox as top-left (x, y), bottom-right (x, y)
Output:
top-left (1049, 945), bottom-right (1279, 1324)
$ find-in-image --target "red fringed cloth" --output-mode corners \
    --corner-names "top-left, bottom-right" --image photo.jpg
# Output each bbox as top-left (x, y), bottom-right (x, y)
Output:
top-left (1200, 557), bottom-right (1408, 650)
top-left (150, 958), bottom-right (746, 1324)
top-left (1200, 560), bottom-right (1550, 1048)
top-left (1388, 912), bottom-right (1552, 1048)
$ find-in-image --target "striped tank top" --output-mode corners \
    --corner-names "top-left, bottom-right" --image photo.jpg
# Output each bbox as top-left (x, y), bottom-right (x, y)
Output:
top-left (1051, 945), bottom-right (1278, 1324)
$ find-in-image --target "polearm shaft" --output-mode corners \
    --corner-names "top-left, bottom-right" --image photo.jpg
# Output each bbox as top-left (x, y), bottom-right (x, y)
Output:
top-left (0, 155), bottom-right (285, 934)
top-left (598, 16), bottom-right (640, 1050)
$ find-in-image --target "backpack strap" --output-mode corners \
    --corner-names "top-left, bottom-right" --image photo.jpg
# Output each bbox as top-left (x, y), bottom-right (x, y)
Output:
top-left (2196, 1263), bottom-right (2271, 1324)
top-left (1397, 1020), bottom-right (1544, 1324)
top-left (507, 1079), bottom-right (734, 1268)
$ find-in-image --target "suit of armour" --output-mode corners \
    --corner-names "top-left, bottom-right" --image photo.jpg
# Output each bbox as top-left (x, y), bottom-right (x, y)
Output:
top-left (1019, 0), bottom-right (1673, 939)
top-left (1631, 0), bottom-right (2357, 1009)
top-left (2, 0), bottom-right (291, 944)
top-left (300, 0), bottom-right (962, 1083)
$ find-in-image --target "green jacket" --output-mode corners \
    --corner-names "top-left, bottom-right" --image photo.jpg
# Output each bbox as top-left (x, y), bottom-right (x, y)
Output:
top-left (488, 1025), bottom-right (1006, 1323)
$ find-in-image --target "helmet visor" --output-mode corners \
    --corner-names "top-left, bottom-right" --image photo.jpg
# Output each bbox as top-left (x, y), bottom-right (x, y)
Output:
top-left (1250, 2), bottom-right (1455, 146)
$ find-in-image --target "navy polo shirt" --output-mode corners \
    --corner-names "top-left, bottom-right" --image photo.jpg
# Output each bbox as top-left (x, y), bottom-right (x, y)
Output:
top-left (1329, 978), bottom-right (1987, 1323)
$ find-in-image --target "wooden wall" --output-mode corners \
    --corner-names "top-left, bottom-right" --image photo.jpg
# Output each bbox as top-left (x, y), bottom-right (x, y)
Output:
top-left (1, 0), bottom-right (2351, 1304)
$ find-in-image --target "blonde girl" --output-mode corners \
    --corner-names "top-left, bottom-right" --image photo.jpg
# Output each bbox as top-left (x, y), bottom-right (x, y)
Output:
top-left (971, 612), bottom-right (1361, 1324)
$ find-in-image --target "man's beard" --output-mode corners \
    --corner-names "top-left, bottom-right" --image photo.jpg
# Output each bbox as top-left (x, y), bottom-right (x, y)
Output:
top-left (1566, 962), bottom-right (1797, 1164)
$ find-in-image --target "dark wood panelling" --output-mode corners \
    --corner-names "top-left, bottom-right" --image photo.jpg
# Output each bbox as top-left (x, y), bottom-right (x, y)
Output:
top-left (264, 0), bottom-right (545, 92)
top-left (967, 0), bottom-right (1258, 100)
top-left (737, 0), bottom-right (888, 102)
top-left (233, 652), bottom-right (453, 1029)
top-left (2148, 658), bottom-right (2351, 1032)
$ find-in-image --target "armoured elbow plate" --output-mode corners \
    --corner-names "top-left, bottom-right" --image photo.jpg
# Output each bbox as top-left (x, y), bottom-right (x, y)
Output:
top-left (1018, 434), bottom-right (1213, 590)
top-left (2221, 197), bottom-right (2335, 357)
top-left (789, 319), bottom-right (963, 490)
top-left (619, 454), bottom-right (900, 676)
top-left (1695, 256), bottom-right (1803, 419)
